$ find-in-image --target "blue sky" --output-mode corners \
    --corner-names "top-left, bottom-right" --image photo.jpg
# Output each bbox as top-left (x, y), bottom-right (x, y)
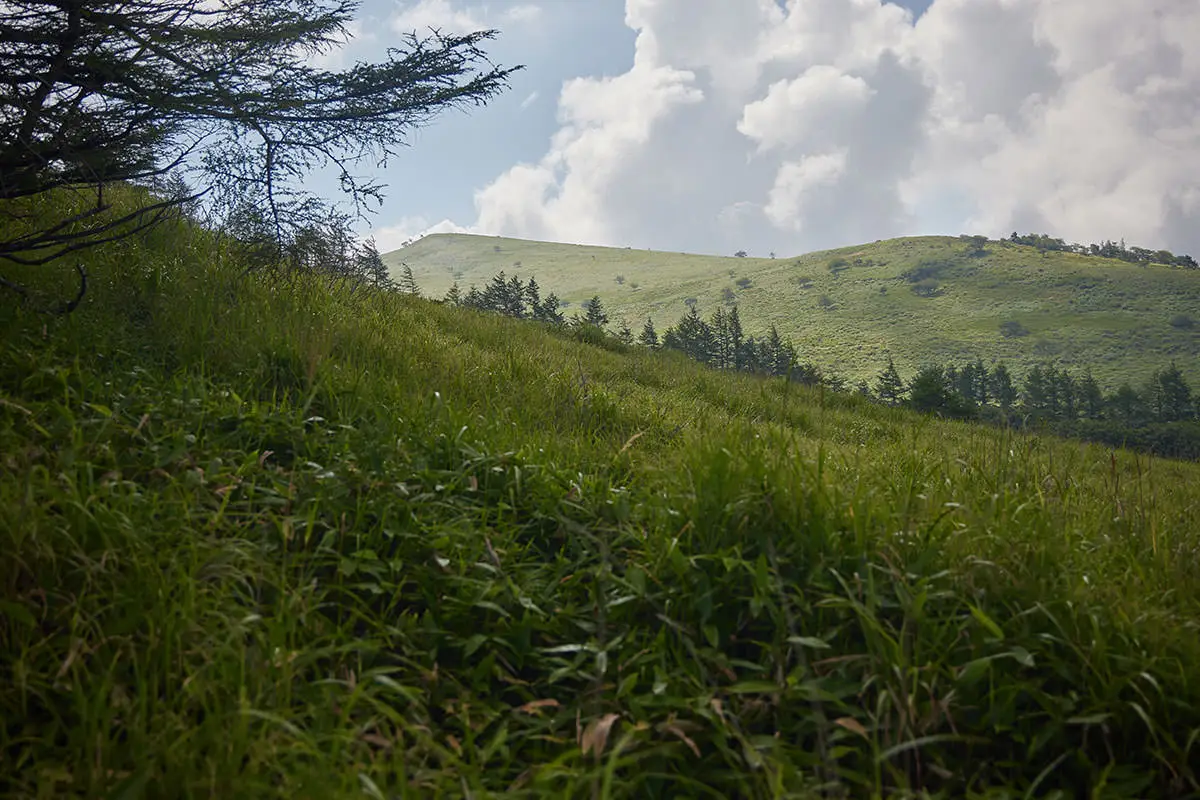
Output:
top-left (322, 0), bottom-right (1200, 258)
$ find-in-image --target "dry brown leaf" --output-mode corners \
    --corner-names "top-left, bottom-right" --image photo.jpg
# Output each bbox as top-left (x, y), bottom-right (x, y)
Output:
top-left (662, 723), bottom-right (700, 757)
top-left (517, 699), bottom-right (560, 715)
top-left (580, 713), bottom-right (621, 758)
top-left (56, 638), bottom-right (84, 679)
top-left (506, 767), bottom-right (535, 792)
top-left (360, 733), bottom-right (393, 751)
top-left (616, 430), bottom-right (645, 457)
top-left (834, 717), bottom-right (869, 738)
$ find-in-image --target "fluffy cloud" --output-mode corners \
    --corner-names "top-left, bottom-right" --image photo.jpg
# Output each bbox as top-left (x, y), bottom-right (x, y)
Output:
top-left (473, 43), bottom-right (703, 245)
top-left (910, 0), bottom-right (1200, 252)
top-left (738, 67), bottom-right (875, 154)
top-left (390, 0), bottom-right (540, 36)
top-left (469, 0), bottom-right (1200, 255)
top-left (764, 151), bottom-right (848, 230)
top-left (368, 215), bottom-right (475, 252)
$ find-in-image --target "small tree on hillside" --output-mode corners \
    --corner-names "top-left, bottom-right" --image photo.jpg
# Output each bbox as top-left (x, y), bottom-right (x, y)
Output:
top-left (989, 363), bottom-right (1019, 410)
top-left (354, 237), bottom-right (391, 287)
top-left (583, 295), bottom-right (609, 327)
top-left (875, 359), bottom-right (905, 405)
top-left (908, 366), bottom-right (953, 414)
top-left (964, 235), bottom-right (990, 256)
top-left (536, 293), bottom-right (565, 325)
top-left (1078, 371), bottom-right (1103, 419)
top-left (1148, 362), bottom-right (1194, 422)
top-left (617, 320), bottom-right (634, 345)
top-left (1108, 382), bottom-right (1147, 426)
top-left (525, 277), bottom-right (542, 314)
top-left (397, 263), bottom-right (420, 296)
top-left (639, 317), bottom-right (659, 348)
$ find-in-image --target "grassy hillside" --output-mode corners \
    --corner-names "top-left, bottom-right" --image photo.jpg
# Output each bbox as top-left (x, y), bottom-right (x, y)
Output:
top-left (385, 233), bottom-right (1200, 388)
top-left (4, 205), bottom-right (1200, 798)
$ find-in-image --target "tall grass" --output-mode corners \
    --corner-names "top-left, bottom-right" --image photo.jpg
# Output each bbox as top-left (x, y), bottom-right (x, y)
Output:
top-left (2, 202), bottom-right (1200, 798)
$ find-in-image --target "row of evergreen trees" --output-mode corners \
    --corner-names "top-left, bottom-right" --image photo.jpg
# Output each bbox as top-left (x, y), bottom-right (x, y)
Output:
top-left (445, 272), bottom-right (830, 385)
top-left (652, 305), bottom-right (823, 382)
top-left (873, 359), bottom-right (1195, 424)
top-left (871, 359), bottom-right (1199, 459)
top-left (446, 270), bottom-right (1199, 459)
top-left (444, 271), bottom-right (567, 324)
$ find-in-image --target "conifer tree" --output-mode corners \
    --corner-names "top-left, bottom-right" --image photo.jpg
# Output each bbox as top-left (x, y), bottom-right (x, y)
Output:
top-left (727, 305), bottom-right (745, 370)
top-left (639, 317), bottom-right (659, 348)
top-left (875, 358), bottom-right (905, 404)
top-left (1078, 371), bottom-right (1103, 419)
top-left (537, 293), bottom-right (565, 325)
top-left (989, 363), bottom-right (1018, 410)
top-left (506, 275), bottom-right (527, 318)
top-left (617, 320), bottom-right (634, 345)
top-left (464, 285), bottom-right (485, 310)
top-left (583, 295), bottom-right (609, 328)
top-left (525, 277), bottom-right (542, 316)
top-left (483, 271), bottom-right (509, 313)
top-left (354, 237), bottom-right (390, 287)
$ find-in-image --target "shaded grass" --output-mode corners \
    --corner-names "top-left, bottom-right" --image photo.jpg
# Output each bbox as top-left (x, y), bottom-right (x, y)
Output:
top-left (3, 206), bottom-right (1200, 797)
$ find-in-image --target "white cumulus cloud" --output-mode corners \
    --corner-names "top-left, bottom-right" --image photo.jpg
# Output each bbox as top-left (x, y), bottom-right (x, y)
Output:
top-left (473, 38), bottom-right (703, 246)
top-left (738, 67), bottom-right (876, 154)
top-left (368, 215), bottom-right (477, 253)
top-left (391, 0), bottom-right (540, 36)
top-left (909, 0), bottom-right (1200, 253)
top-left (764, 150), bottom-right (849, 231)
top-left (459, 0), bottom-right (1200, 256)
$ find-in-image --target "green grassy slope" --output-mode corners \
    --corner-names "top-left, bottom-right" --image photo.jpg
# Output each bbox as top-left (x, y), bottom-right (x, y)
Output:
top-left (4, 205), bottom-right (1200, 797)
top-left (385, 233), bottom-right (1200, 387)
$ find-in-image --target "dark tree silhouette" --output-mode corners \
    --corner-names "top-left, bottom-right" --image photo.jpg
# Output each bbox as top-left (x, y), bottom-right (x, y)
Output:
top-left (0, 0), bottom-right (519, 289)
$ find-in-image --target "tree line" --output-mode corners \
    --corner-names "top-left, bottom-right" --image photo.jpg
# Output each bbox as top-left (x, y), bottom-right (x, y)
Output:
top-left (444, 272), bottom-right (834, 387)
top-left (871, 359), bottom-right (1199, 460)
top-left (448, 269), bottom-right (1200, 461)
top-left (1007, 232), bottom-right (1197, 268)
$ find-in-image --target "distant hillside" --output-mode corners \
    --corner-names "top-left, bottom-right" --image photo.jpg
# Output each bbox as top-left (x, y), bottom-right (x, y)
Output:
top-left (384, 233), bottom-right (1200, 388)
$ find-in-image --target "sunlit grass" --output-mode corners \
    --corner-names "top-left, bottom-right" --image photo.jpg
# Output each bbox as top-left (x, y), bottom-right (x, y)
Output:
top-left (2, 200), bottom-right (1200, 797)
top-left (389, 233), bottom-right (1200, 389)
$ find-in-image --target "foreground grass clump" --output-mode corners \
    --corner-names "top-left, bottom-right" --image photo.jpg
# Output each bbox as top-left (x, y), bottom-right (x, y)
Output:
top-left (3, 214), bottom-right (1200, 798)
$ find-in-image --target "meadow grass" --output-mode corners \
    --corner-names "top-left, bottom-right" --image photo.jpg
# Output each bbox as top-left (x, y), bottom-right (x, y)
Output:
top-left (386, 233), bottom-right (1200, 388)
top-left (3, 206), bottom-right (1200, 798)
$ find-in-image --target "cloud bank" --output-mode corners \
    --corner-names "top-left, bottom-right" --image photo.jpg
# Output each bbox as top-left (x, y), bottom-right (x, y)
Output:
top-left (469, 0), bottom-right (1200, 256)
